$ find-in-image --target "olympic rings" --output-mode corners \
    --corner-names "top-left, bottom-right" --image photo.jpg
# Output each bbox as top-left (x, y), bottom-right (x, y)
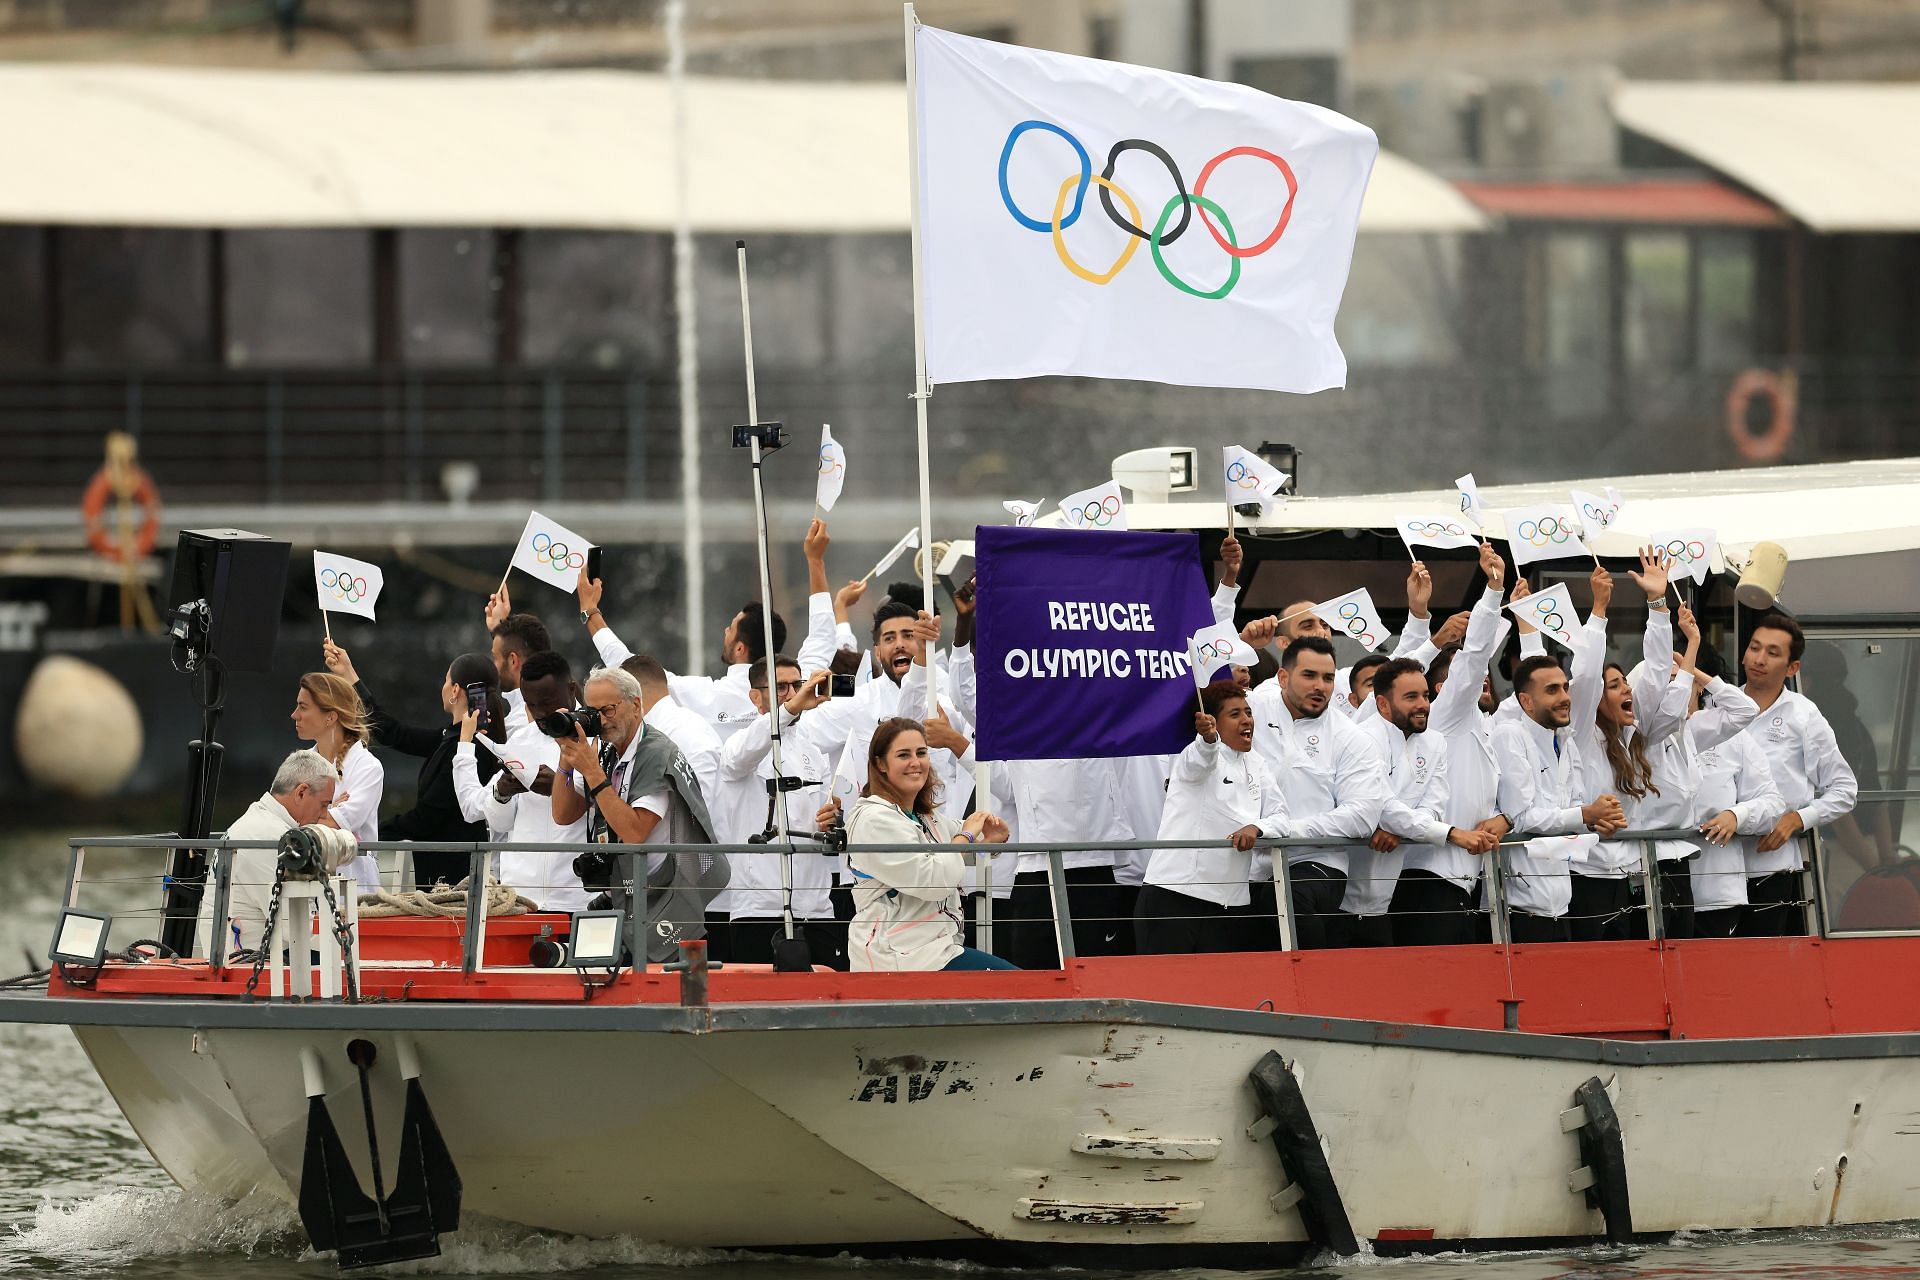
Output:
top-left (1336, 601), bottom-right (1378, 646)
top-left (1580, 502), bottom-right (1613, 524)
top-left (1539, 610), bottom-right (1566, 633)
top-left (999, 120), bottom-right (1296, 300)
top-left (1195, 639), bottom-right (1233, 660)
top-left (1663, 539), bottom-right (1707, 561)
top-left (1152, 194), bottom-right (1240, 299)
top-left (529, 532), bottom-right (585, 571)
top-left (318, 568), bottom-right (366, 603)
top-left (1226, 460), bottom-right (1262, 490)
top-left (819, 446), bottom-right (842, 476)
top-left (1405, 519), bottom-right (1467, 538)
top-left (1053, 175), bottom-right (1141, 285)
top-left (1000, 121), bottom-right (1091, 232)
top-left (1077, 494), bottom-right (1124, 528)
top-left (1515, 517), bottom-right (1572, 546)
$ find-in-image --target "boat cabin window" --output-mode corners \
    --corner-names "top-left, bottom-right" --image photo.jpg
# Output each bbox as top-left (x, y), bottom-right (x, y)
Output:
top-left (1801, 630), bottom-right (1920, 935)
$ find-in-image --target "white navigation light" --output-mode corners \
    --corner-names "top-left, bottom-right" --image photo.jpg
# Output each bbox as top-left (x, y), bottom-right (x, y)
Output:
top-left (50, 909), bottom-right (112, 967)
top-left (566, 911), bottom-right (625, 969)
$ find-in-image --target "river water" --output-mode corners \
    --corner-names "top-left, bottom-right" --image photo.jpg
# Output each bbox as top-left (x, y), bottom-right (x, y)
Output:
top-left (4, 827), bottom-right (1920, 1279)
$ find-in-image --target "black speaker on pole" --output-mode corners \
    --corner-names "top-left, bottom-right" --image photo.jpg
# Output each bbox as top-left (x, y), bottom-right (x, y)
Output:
top-left (160, 528), bottom-right (290, 956)
top-left (167, 528), bottom-right (290, 673)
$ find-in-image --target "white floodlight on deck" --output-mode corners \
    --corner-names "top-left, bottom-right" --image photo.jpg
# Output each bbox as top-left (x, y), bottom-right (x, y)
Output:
top-left (565, 911), bottom-right (625, 970)
top-left (49, 909), bottom-right (112, 968)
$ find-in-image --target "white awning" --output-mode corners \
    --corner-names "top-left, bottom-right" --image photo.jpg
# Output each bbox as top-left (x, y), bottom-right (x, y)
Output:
top-left (1129, 458), bottom-right (1920, 567)
top-left (1612, 82), bottom-right (1920, 232)
top-left (0, 63), bottom-right (1481, 235)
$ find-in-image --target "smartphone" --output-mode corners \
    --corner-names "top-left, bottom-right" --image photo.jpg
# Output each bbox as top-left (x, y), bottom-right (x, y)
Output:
top-left (829, 673), bottom-right (857, 699)
top-left (464, 681), bottom-right (490, 731)
top-left (585, 546), bottom-right (602, 583)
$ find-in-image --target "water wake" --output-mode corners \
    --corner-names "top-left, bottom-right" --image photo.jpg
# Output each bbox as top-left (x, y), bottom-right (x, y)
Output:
top-left (12, 1186), bottom-right (301, 1263)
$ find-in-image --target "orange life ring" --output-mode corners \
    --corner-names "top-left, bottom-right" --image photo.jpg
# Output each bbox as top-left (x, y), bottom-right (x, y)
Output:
top-left (1726, 368), bottom-right (1795, 463)
top-left (82, 466), bottom-right (161, 561)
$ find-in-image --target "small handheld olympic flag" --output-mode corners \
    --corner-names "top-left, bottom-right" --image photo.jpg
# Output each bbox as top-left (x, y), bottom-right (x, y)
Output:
top-left (1396, 512), bottom-right (1480, 555)
top-left (314, 550), bottom-right (382, 626)
top-left (1454, 472), bottom-right (1490, 532)
top-left (1502, 503), bottom-right (1591, 569)
top-left (865, 527), bottom-right (920, 583)
top-left (1222, 445), bottom-right (1289, 524)
top-left (1570, 488), bottom-right (1622, 539)
top-left (1651, 527), bottom-right (1718, 586)
top-left (815, 424), bottom-right (847, 513)
top-left (509, 510), bottom-right (597, 594)
top-left (1312, 587), bottom-right (1388, 652)
top-left (1505, 582), bottom-right (1580, 649)
top-left (1186, 622), bottom-right (1257, 689)
top-left (1058, 479), bottom-right (1129, 531)
top-left (473, 732), bottom-right (538, 791)
top-left (1003, 498), bottom-right (1043, 527)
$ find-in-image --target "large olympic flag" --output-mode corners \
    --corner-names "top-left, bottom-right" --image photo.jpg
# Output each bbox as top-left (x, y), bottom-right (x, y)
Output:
top-left (914, 23), bottom-right (1378, 393)
top-left (973, 526), bottom-right (1217, 760)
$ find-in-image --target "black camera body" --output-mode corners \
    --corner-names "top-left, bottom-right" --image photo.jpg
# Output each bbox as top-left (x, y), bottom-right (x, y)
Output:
top-left (536, 707), bottom-right (603, 739)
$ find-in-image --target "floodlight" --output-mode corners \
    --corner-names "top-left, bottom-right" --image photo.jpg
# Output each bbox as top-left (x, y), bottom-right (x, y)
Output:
top-left (50, 909), bottom-right (112, 968)
top-left (566, 910), bottom-right (625, 969)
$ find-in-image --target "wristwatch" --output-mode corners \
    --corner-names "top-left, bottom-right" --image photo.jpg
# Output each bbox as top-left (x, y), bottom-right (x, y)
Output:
top-left (580, 607), bottom-right (600, 625)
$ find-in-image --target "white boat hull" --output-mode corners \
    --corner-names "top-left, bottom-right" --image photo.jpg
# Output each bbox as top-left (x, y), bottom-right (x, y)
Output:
top-left (60, 998), bottom-right (1920, 1258)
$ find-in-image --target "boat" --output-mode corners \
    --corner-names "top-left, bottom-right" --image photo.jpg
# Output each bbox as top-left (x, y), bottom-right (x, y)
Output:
top-left (5, 457), bottom-right (1920, 1270)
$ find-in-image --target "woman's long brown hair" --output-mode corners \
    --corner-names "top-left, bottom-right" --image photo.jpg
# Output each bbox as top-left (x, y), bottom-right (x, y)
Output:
top-left (299, 671), bottom-right (370, 766)
top-left (864, 717), bottom-right (941, 816)
top-left (1598, 663), bottom-right (1659, 801)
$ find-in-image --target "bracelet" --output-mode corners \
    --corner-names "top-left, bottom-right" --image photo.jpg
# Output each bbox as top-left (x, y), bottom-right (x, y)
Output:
top-left (955, 831), bottom-right (977, 844)
top-left (586, 778), bottom-right (611, 800)
top-left (1649, 599), bottom-right (1669, 611)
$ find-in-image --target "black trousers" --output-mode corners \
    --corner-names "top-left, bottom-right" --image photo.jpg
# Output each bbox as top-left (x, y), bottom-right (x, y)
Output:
top-left (1389, 869), bottom-right (1480, 946)
top-left (702, 912), bottom-right (733, 964)
top-left (1739, 871), bottom-right (1808, 937)
top-left (1694, 906), bottom-right (1741, 938)
top-left (1569, 873), bottom-right (1639, 942)
top-left (1133, 884), bottom-right (1242, 954)
top-left (1001, 866), bottom-right (1128, 968)
top-left (1656, 858), bottom-right (1695, 939)
top-left (1244, 862), bottom-right (1349, 950)
top-left (726, 918), bottom-right (847, 970)
top-left (1508, 911), bottom-right (1571, 943)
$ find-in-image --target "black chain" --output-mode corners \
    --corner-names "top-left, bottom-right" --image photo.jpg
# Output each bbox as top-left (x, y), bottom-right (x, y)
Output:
top-left (240, 865), bottom-right (359, 1003)
top-left (242, 866), bottom-right (290, 998)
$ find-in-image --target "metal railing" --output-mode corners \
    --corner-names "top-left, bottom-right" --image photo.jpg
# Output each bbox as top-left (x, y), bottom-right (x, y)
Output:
top-left (57, 827), bottom-right (1811, 994)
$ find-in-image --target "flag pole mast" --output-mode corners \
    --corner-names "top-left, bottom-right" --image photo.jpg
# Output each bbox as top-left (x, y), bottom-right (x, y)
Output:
top-left (904, 1), bottom-right (940, 722)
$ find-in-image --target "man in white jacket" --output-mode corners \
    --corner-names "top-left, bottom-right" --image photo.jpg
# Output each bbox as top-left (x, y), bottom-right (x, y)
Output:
top-left (1738, 613), bottom-right (1859, 936)
top-left (1354, 657), bottom-right (1497, 946)
top-left (1247, 635), bottom-right (1388, 949)
top-left (196, 749), bottom-right (338, 957)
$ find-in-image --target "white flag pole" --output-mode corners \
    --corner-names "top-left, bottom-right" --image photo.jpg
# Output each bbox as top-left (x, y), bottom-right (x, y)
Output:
top-left (904, 1), bottom-right (940, 722)
top-left (735, 241), bottom-right (794, 942)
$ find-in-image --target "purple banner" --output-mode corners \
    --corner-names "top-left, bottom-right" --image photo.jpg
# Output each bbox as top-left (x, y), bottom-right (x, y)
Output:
top-left (973, 525), bottom-right (1218, 761)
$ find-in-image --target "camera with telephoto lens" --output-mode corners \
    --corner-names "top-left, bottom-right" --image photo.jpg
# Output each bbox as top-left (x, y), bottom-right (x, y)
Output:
top-left (536, 706), bottom-right (603, 738)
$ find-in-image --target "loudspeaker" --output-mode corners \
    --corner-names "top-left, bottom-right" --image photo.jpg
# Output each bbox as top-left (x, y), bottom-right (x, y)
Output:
top-left (168, 528), bottom-right (290, 673)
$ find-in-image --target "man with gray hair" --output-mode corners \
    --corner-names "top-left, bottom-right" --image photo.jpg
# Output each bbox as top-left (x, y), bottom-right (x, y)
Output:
top-left (197, 749), bottom-right (339, 957)
top-left (553, 665), bottom-right (728, 962)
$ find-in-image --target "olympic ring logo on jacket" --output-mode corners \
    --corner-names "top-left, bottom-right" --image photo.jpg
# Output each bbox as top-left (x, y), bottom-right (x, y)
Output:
top-left (998, 121), bottom-right (1299, 300)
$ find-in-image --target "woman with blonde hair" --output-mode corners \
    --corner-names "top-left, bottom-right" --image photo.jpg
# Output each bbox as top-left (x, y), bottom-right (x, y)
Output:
top-left (291, 669), bottom-right (384, 894)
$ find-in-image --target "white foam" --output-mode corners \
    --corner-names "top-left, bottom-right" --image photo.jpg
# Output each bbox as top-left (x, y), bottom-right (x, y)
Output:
top-left (12, 1186), bottom-right (301, 1262)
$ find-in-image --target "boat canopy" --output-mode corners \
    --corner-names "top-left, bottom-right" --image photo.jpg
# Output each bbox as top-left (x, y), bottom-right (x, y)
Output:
top-left (1129, 456), bottom-right (1920, 569)
top-left (1612, 82), bottom-right (1920, 233)
top-left (0, 63), bottom-right (1485, 235)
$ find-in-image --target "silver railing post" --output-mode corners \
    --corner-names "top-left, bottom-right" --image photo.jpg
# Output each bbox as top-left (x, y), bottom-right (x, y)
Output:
top-left (65, 844), bottom-right (86, 910)
top-left (1045, 848), bottom-right (1076, 964)
top-left (1639, 842), bottom-right (1667, 942)
top-left (463, 848), bottom-right (487, 975)
top-left (1269, 847), bottom-right (1298, 952)
top-left (208, 845), bottom-right (234, 972)
top-left (1486, 841), bottom-right (1513, 946)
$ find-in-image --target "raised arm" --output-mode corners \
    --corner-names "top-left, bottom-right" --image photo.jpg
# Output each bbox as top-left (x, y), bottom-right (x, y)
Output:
top-left (1627, 547), bottom-right (1680, 743)
top-left (1430, 542), bottom-right (1507, 735)
top-left (795, 519), bottom-right (839, 674)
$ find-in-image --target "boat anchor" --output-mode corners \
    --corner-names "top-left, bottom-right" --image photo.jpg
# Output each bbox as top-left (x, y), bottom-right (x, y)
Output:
top-left (1246, 1050), bottom-right (1359, 1256)
top-left (297, 1038), bottom-right (462, 1270)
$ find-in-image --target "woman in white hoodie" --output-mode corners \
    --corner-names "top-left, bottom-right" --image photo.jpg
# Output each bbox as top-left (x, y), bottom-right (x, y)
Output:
top-left (846, 717), bottom-right (1013, 972)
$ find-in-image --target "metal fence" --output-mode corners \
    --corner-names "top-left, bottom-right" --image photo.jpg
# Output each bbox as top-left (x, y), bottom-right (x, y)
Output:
top-left (57, 828), bottom-right (1803, 994)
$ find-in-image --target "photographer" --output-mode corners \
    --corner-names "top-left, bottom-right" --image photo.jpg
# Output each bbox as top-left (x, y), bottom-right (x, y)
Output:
top-left (451, 650), bottom-right (590, 913)
top-left (551, 666), bottom-right (729, 962)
